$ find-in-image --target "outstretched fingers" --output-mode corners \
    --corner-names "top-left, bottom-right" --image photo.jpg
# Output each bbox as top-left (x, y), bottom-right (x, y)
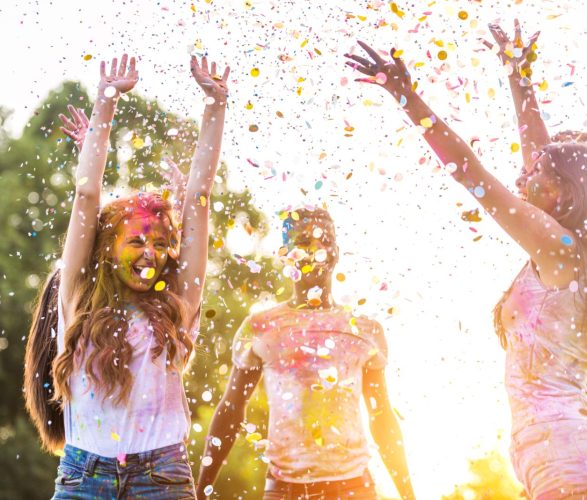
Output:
top-left (118, 54), bottom-right (128, 77)
top-left (344, 61), bottom-right (374, 76)
top-left (357, 40), bottom-right (384, 65)
top-left (222, 65), bottom-right (230, 82)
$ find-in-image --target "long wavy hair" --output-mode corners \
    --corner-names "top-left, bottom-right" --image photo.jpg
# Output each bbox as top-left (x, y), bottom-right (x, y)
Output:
top-left (494, 142), bottom-right (587, 348)
top-left (51, 192), bottom-right (191, 408)
top-left (24, 270), bottom-right (64, 452)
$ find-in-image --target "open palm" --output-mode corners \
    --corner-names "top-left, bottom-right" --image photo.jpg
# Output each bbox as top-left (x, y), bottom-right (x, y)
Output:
top-left (99, 54), bottom-right (139, 96)
top-left (190, 55), bottom-right (230, 100)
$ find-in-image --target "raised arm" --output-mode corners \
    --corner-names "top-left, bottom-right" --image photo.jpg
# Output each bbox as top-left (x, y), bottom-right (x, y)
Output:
top-left (363, 368), bottom-right (415, 500)
top-left (483, 19), bottom-right (549, 171)
top-left (195, 366), bottom-right (262, 499)
top-left (344, 42), bottom-right (577, 288)
top-left (177, 56), bottom-right (230, 328)
top-left (60, 55), bottom-right (138, 325)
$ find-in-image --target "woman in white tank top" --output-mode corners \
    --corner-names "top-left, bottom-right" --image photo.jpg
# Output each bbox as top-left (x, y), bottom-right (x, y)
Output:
top-left (24, 52), bottom-right (230, 499)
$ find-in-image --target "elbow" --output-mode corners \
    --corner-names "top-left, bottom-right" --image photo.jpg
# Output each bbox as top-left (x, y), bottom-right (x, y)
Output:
top-left (75, 188), bottom-right (100, 203)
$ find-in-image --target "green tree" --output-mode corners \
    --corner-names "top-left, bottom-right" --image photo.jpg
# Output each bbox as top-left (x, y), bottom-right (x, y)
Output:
top-left (0, 81), bottom-right (287, 498)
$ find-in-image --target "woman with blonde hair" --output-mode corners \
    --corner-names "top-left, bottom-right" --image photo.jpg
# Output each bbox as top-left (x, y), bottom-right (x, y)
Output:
top-left (345, 20), bottom-right (587, 499)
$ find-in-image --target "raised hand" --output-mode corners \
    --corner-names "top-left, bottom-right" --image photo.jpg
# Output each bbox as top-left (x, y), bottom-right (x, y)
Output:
top-left (482, 19), bottom-right (540, 78)
top-left (59, 105), bottom-right (89, 152)
top-left (344, 40), bottom-right (412, 97)
top-left (190, 55), bottom-right (230, 101)
top-left (99, 54), bottom-right (139, 97)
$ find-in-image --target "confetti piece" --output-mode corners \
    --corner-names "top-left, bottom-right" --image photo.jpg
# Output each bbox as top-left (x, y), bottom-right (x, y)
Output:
top-left (245, 101), bottom-right (253, 110)
top-left (213, 238), bottom-right (224, 249)
top-left (561, 235), bottom-right (573, 246)
top-left (420, 117), bottom-right (434, 128)
top-left (111, 432), bottom-right (120, 441)
top-left (458, 10), bottom-right (468, 20)
top-left (511, 143), bottom-right (520, 153)
top-left (54, 449), bottom-right (65, 457)
top-left (154, 281), bottom-right (166, 291)
top-left (461, 209), bottom-right (482, 222)
top-left (473, 186), bottom-right (485, 198)
top-left (249, 124), bottom-right (259, 132)
top-left (140, 267), bottom-right (155, 280)
top-left (437, 50), bottom-right (447, 61)
top-left (103, 86), bottom-right (117, 98)
top-left (375, 72), bottom-right (387, 84)
top-left (336, 273), bottom-right (346, 282)
top-left (250, 67), bottom-right (260, 77)
top-left (204, 485), bottom-right (214, 496)
top-left (245, 432), bottom-right (262, 443)
top-left (83, 54), bottom-right (93, 61)
top-left (315, 180), bottom-right (323, 190)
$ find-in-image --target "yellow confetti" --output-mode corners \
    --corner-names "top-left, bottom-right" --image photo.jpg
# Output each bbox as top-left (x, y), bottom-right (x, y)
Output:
top-left (54, 449), bottom-right (65, 457)
top-left (154, 281), bottom-right (166, 292)
top-left (250, 67), bottom-right (260, 77)
top-left (420, 117), bottom-right (434, 128)
top-left (458, 10), bottom-right (468, 20)
top-left (392, 49), bottom-right (403, 58)
top-left (245, 101), bottom-right (253, 110)
top-left (245, 432), bottom-right (262, 443)
top-left (227, 219), bottom-right (235, 228)
top-left (111, 432), bottom-right (120, 442)
top-left (300, 39), bottom-right (309, 48)
top-left (488, 88), bottom-right (496, 98)
top-left (336, 273), bottom-right (345, 282)
top-left (390, 2), bottom-right (405, 18)
top-left (301, 264), bottom-right (314, 274)
top-left (290, 211), bottom-right (299, 221)
top-left (511, 143), bottom-right (520, 153)
top-left (276, 287), bottom-right (285, 296)
top-left (437, 50), bottom-right (448, 61)
top-left (199, 195), bottom-right (207, 206)
top-left (83, 54), bottom-right (93, 61)
top-left (213, 238), bottom-right (224, 249)
top-left (539, 80), bottom-right (548, 91)
top-left (132, 136), bottom-right (145, 149)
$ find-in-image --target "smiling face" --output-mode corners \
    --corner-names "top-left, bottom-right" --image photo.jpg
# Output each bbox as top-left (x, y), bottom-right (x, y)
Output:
top-left (111, 212), bottom-right (171, 293)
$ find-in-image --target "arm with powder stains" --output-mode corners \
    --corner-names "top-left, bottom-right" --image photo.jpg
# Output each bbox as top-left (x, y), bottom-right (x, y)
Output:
top-left (195, 366), bottom-right (262, 499)
top-left (483, 19), bottom-right (549, 171)
top-left (344, 42), bottom-right (577, 288)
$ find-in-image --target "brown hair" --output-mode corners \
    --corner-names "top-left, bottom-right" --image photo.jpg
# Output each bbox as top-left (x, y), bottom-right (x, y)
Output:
top-left (51, 192), bottom-right (191, 407)
top-left (23, 270), bottom-right (65, 452)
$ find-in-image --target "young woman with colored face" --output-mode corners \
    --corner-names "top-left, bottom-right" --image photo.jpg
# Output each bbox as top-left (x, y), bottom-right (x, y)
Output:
top-left (195, 208), bottom-right (415, 500)
top-left (23, 52), bottom-right (230, 499)
top-left (345, 21), bottom-right (587, 499)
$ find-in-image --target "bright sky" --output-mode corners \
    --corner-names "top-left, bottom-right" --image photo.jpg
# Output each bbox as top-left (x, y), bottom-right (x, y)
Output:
top-left (3, 0), bottom-right (586, 497)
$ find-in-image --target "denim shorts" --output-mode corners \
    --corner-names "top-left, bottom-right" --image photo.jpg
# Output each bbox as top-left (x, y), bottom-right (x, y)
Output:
top-left (52, 443), bottom-right (196, 499)
top-left (263, 470), bottom-right (376, 500)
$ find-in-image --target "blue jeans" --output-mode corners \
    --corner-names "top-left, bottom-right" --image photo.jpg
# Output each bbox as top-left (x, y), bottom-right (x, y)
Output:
top-left (52, 443), bottom-right (196, 499)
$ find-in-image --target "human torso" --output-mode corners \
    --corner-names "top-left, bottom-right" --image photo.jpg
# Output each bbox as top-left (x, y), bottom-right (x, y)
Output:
top-left (57, 291), bottom-right (192, 458)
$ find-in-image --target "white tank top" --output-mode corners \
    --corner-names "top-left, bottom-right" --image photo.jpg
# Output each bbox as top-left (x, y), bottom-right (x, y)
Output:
top-left (57, 288), bottom-right (195, 458)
